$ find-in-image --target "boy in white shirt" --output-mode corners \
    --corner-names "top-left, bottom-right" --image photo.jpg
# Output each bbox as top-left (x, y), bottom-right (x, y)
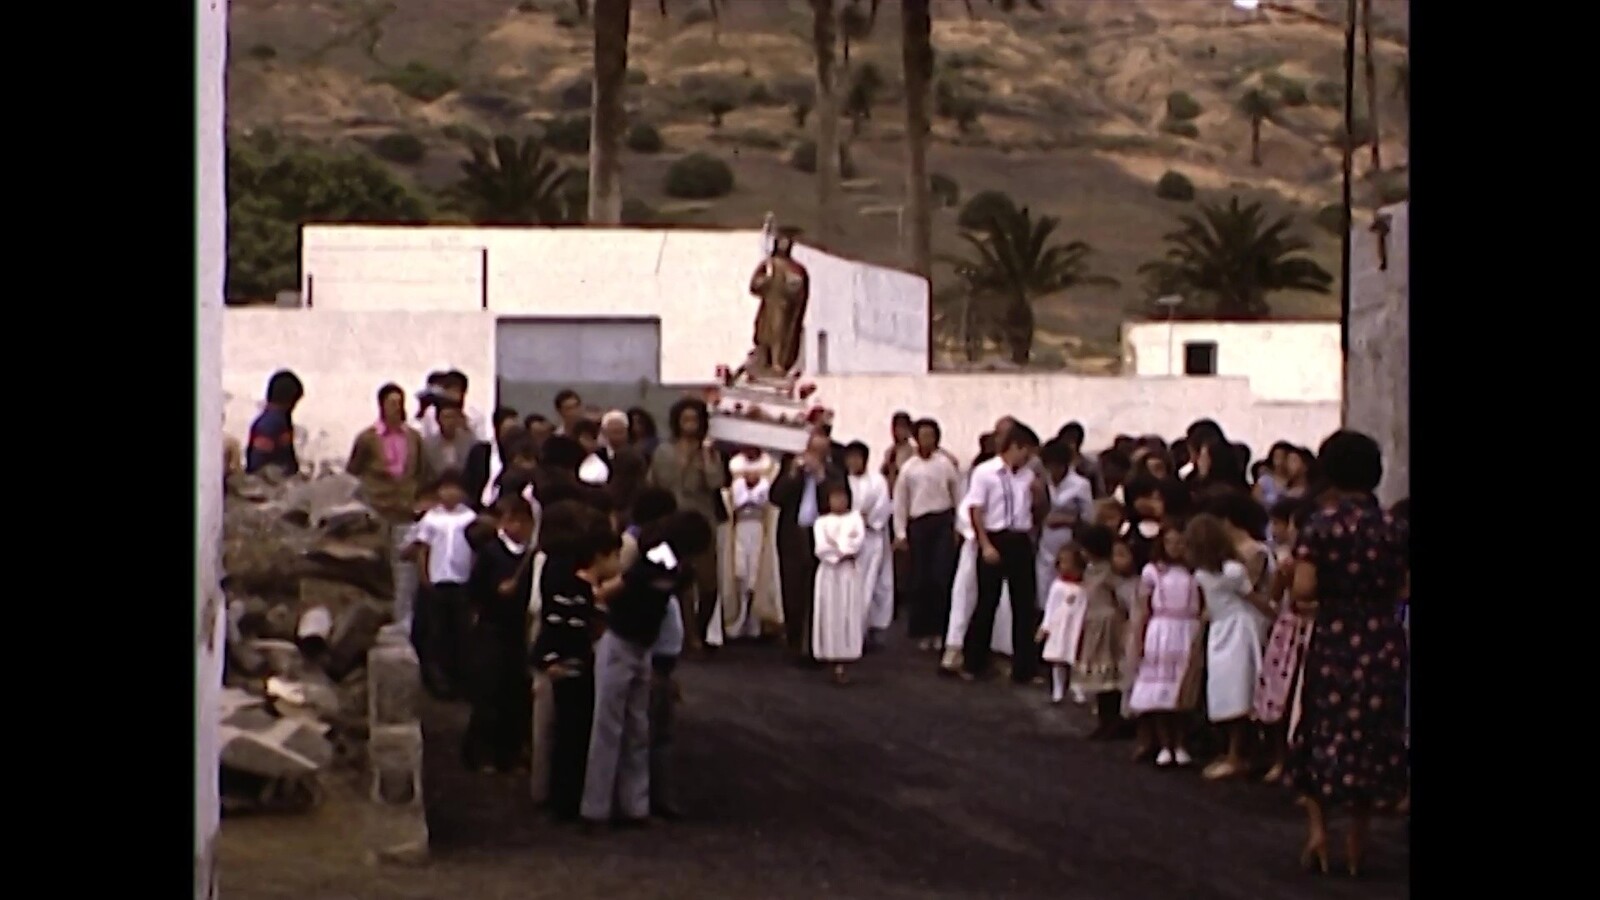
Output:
top-left (411, 470), bottom-right (480, 699)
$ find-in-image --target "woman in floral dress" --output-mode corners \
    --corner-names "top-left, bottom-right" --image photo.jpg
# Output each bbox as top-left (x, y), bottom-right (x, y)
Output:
top-left (1286, 431), bottom-right (1409, 877)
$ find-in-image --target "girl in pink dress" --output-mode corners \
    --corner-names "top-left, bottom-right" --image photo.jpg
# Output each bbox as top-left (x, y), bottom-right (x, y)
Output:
top-left (1127, 524), bottom-right (1204, 768)
top-left (1253, 498), bottom-right (1314, 783)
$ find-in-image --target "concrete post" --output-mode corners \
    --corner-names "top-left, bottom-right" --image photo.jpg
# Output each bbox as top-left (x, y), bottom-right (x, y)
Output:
top-left (196, 1), bottom-right (227, 897)
top-left (1344, 200), bottom-right (1409, 506)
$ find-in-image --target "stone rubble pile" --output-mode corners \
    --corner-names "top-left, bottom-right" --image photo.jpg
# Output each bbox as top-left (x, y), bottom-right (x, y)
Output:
top-left (218, 468), bottom-right (400, 815)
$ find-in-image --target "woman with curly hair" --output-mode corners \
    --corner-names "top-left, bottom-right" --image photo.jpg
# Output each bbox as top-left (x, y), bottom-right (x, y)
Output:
top-left (647, 397), bottom-right (727, 649)
top-left (1285, 430), bottom-right (1409, 876)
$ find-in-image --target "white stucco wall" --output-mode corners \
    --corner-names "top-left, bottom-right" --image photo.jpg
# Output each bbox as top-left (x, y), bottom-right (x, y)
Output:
top-left (224, 309), bottom-right (497, 467)
top-left (1121, 321), bottom-right (1341, 403)
top-left (1345, 201), bottom-right (1409, 506)
top-left (300, 225), bottom-right (929, 382)
top-left (814, 374), bottom-right (1339, 467)
top-left (196, 1), bottom-right (225, 897)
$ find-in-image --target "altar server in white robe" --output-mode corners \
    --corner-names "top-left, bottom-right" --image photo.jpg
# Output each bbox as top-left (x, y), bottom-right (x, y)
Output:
top-left (940, 490), bottom-right (1014, 674)
top-left (843, 441), bottom-right (894, 643)
top-left (812, 480), bottom-right (867, 684)
top-left (717, 447), bottom-right (782, 641)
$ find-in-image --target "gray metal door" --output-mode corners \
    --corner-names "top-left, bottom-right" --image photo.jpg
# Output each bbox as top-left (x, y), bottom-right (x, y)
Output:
top-left (496, 317), bottom-right (661, 383)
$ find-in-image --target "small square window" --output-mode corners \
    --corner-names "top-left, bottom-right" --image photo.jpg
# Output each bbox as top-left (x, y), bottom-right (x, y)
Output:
top-left (1183, 341), bottom-right (1218, 375)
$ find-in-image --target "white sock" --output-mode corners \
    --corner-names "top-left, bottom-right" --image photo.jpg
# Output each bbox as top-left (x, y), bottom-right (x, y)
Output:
top-left (1051, 665), bottom-right (1069, 702)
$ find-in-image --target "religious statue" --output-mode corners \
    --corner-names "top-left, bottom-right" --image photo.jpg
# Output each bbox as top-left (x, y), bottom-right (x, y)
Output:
top-left (745, 226), bottom-right (810, 381)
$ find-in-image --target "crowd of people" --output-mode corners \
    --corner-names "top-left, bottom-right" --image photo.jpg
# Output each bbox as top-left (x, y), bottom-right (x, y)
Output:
top-left (238, 367), bottom-right (1410, 872)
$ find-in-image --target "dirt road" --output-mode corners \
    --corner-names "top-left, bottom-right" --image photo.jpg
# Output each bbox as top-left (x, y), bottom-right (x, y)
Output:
top-left (220, 638), bottom-right (1408, 899)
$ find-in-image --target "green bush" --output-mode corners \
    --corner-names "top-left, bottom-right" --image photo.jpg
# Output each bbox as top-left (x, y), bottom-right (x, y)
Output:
top-left (1161, 119), bottom-right (1199, 139)
top-left (1165, 90), bottom-right (1202, 121)
top-left (556, 74), bottom-right (592, 111)
top-left (247, 43), bottom-right (276, 61)
top-left (1314, 203), bottom-right (1348, 236)
top-left (542, 115), bottom-right (591, 154)
top-left (1310, 80), bottom-right (1343, 107)
top-left (957, 190), bottom-right (1017, 231)
top-left (1154, 170), bottom-right (1195, 202)
top-left (930, 172), bottom-right (960, 208)
top-left (787, 140), bottom-right (857, 178)
top-left (664, 152), bottom-right (735, 199)
top-left (621, 198), bottom-right (655, 225)
top-left (626, 68), bottom-right (649, 86)
top-left (681, 4), bottom-right (715, 26)
top-left (441, 123), bottom-right (486, 147)
top-left (1375, 171), bottom-right (1409, 205)
top-left (625, 122), bottom-right (664, 153)
top-left (555, 10), bottom-right (581, 28)
top-left (516, 0), bottom-right (537, 12)
top-left (378, 61), bottom-right (459, 102)
top-left (1265, 73), bottom-right (1309, 107)
top-left (715, 128), bottom-right (784, 150)
top-left (371, 132), bottom-right (426, 165)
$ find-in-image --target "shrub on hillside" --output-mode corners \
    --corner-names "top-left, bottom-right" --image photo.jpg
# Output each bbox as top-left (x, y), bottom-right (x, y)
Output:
top-left (787, 140), bottom-right (857, 178)
top-left (1314, 203), bottom-right (1348, 236)
top-left (773, 77), bottom-right (815, 128)
top-left (626, 122), bottom-right (664, 153)
top-left (248, 43), bottom-right (276, 61)
top-left (1267, 74), bottom-right (1309, 106)
top-left (1375, 170), bottom-right (1409, 205)
top-left (1160, 119), bottom-right (1200, 139)
top-left (622, 198), bottom-right (655, 225)
top-left (556, 73), bottom-right (593, 111)
top-left (957, 190), bottom-right (1017, 231)
top-left (1165, 90), bottom-right (1202, 121)
top-left (664, 153), bottom-right (735, 199)
top-left (681, 3), bottom-right (715, 26)
top-left (626, 68), bottom-right (649, 86)
top-left (542, 115), bottom-right (591, 154)
top-left (378, 61), bottom-right (459, 102)
top-left (371, 132), bottom-right (426, 165)
top-left (930, 172), bottom-right (960, 208)
top-left (1310, 80), bottom-right (1342, 107)
top-left (1155, 171), bottom-right (1195, 201)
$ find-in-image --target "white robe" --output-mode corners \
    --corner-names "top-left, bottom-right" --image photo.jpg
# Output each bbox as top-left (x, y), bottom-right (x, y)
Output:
top-left (721, 474), bottom-right (782, 639)
top-left (811, 511), bottom-right (866, 662)
top-left (1199, 560), bottom-right (1270, 722)
top-left (945, 491), bottom-right (1014, 656)
top-left (848, 471), bottom-right (895, 634)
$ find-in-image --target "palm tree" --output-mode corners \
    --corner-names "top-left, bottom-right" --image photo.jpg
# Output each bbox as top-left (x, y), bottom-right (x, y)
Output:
top-left (453, 135), bottom-right (573, 225)
top-left (811, 0), bottom-right (841, 247)
top-left (1137, 197), bottom-right (1333, 320)
top-left (1238, 89), bottom-right (1275, 167)
top-left (944, 206), bottom-right (1117, 365)
top-left (901, 0), bottom-right (933, 279)
top-left (588, 0), bottom-right (631, 224)
top-left (1360, 0), bottom-right (1381, 173)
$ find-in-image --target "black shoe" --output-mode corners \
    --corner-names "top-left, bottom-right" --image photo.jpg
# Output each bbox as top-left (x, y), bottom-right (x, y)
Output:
top-left (577, 818), bottom-right (607, 835)
top-left (614, 816), bottom-right (652, 830)
top-left (651, 803), bottom-right (685, 822)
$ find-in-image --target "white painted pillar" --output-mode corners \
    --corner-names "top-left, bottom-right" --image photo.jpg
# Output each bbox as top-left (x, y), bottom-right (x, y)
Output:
top-left (196, 1), bottom-right (227, 897)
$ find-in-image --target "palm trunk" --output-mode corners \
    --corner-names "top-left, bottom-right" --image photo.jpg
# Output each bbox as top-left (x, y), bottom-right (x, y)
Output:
top-left (812, 0), bottom-right (840, 248)
top-left (1360, 0), bottom-right (1381, 173)
top-left (1250, 117), bottom-right (1262, 166)
top-left (901, 0), bottom-right (934, 283)
top-left (588, 0), bottom-right (630, 224)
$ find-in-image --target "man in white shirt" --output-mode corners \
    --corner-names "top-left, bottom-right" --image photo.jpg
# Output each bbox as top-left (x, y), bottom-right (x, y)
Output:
top-left (419, 370), bottom-right (494, 443)
top-left (961, 421), bottom-right (1043, 683)
top-left (892, 418), bottom-right (964, 651)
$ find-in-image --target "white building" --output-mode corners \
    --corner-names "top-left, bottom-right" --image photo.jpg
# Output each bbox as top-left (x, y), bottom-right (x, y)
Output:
top-left (1120, 320), bottom-right (1342, 403)
top-left (1346, 200), bottom-right (1409, 505)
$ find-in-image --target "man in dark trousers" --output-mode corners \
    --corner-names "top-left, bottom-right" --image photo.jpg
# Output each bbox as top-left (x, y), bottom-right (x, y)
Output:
top-left (771, 431), bottom-right (840, 664)
top-left (962, 423), bottom-right (1043, 683)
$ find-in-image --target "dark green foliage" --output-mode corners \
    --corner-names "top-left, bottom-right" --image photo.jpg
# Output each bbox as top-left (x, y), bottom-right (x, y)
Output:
top-left (621, 198), bottom-right (655, 225)
top-left (1155, 171), bottom-right (1195, 202)
top-left (957, 190), bottom-right (1017, 231)
top-left (1263, 72), bottom-right (1308, 106)
top-left (370, 132), bottom-right (426, 165)
top-left (377, 61), bottom-right (459, 102)
top-left (1310, 80), bottom-right (1343, 107)
top-left (1375, 170), bottom-right (1409, 205)
top-left (247, 44), bottom-right (276, 61)
top-left (1139, 196), bottom-right (1333, 318)
top-left (1165, 90), bottom-right (1201, 121)
top-left (1161, 119), bottom-right (1199, 138)
top-left (787, 140), bottom-right (858, 178)
top-left (542, 116), bottom-right (591, 154)
top-left (625, 122), bottom-right (664, 153)
top-left (451, 134), bottom-right (575, 225)
top-left (664, 153), bottom-right (735, 199)
top-left (556, 74), bottom-right (593, 110)
top-left (1314, 203), bottom-right (1348, 236)
top-left (226, 132), bottom-right (429, 301)
top-left (930, 172), bottom-right (960, 208)
top-left (626, 68), bottom-right (650, 86)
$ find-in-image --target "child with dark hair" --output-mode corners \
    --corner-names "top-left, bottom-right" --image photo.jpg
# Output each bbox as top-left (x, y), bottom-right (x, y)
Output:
top-left (812, 480), bottom-right (866, 684)
top-left (460, 494), bottom-right (536, 773)
top-left (1253, 499), bottom-right (1316, 784)
top-left (529, 501), bottom-right (622, 821)
top-left (582, 509), bottom-right (712, 829)
top-left (409, 469), bottom-right (478, 698)
top-left (1071, 524), bottom-right (1128, 739)
top-left (1038, 543), bottom-right (1088, 704)
top-left (246, 369), bottom-right (305, 475)
top-left (1128, 521), bottom-right (1203, 766)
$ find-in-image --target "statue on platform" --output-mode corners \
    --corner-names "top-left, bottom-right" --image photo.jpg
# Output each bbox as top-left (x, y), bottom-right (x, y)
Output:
top-left (745, 226), bottom-right (810, 381)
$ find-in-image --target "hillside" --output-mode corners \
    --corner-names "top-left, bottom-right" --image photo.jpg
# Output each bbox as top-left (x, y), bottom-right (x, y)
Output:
top-left (227, 0), bottom-right (1410, 370)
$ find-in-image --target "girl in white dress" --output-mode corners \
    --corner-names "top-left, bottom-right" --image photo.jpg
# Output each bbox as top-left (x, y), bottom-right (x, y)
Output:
top-left (843, 442), bottom-right (895, 643)
top-left (1185, 513), bottom-right (1271, 780)
top-left (812, 481), bottom-right (867, 684)
top-left (1128, 524), bottom-right (1203, 767)
top-left (1037, 544), bottom-right (1087, 704)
